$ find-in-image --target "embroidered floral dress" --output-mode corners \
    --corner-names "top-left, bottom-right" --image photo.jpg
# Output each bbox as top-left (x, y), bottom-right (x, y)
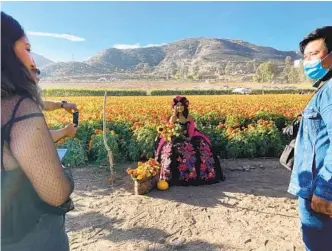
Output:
top-left (154, 120), bottom-right (225, 186)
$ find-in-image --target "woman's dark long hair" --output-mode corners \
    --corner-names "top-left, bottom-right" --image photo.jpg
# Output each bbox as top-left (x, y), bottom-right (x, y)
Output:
top-left (1, 11), bottom-right (43, 106)
top-left (172, 96), bottom-right (189, 118)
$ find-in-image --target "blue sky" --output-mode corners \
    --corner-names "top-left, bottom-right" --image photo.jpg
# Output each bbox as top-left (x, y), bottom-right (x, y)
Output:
top-left (2, 1), bottom-right (332, 62)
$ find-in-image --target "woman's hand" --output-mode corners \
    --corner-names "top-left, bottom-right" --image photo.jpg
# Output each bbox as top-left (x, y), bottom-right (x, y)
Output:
top-left (50, 124), bottom-right (78, 142)
top-left (172, 108), bottom-right (178, 117)
top-left (64, 123), bottom-right (78, 137)
top-left (62, 102), bottom-right (78, 114)
top-left (170, 115), bottom-right (177, 125)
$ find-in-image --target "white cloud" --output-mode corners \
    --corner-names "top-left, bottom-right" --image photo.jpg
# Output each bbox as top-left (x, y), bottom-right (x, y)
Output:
top-left (146, 43), bottom-right (167, 47)
top-left (27, 31), bottom-right (85, 42)
top-left (113, 43), bottom-right (141, 49)
top-left (113, 43), bottom-right (166, 49)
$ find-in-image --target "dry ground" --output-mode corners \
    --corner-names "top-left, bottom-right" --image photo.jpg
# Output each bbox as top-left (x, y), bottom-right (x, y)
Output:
top-left (67, 158), bottom-right (304, 251)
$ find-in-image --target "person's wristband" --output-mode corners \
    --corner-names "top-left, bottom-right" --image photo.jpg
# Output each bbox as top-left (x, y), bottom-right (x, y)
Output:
top-left (60, 100), bottom-right (67, 108)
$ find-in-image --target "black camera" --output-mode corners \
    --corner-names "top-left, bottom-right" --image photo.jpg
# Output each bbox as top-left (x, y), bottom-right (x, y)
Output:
top-left (73, 112), bottom-right (79, 127)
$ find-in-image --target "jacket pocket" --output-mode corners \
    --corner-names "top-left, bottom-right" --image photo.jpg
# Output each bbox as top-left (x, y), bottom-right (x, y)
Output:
top-left (302, 108), bottom-right (320, 139)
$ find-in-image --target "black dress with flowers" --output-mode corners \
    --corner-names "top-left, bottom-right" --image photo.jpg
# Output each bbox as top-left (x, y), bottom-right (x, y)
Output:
top-left (154, 121), bottom-right (225, 186)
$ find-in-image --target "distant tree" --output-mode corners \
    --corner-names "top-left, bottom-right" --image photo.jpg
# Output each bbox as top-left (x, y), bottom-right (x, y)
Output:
top-left (177, 62), bottom-right (186, 80)
top-left (225, 62), bottom-right (235, 75)
top-left (173, 71), bottom-right (181, 80)
top-left (214, 66), bottom-right (224, 79)
top-left (219, 65), bottom-right (226, 75)
top-left (166, 69), bottom-right (173, 80)
top-left (193, 73), bottom-right (201, 80)
top-left (186, 74), bottom-right (193, 80)
top-left (281, 64), bottom-right (292, 82)
top-left (192, 65), bottom-right (200, 74)
top-left (235, 63), bottom-right (244, 73)
top-left (183, 65), bottom-right (189, 79)
top-left (287, 66), bottom-right (301, 84)
top-left (135, 63), bottom-right (144, 71)
top-left (285, 56), bottom-right (293, 66)
top-left (282, 60), bottom-right (308, 84)
top-left (246, 61), bottom-right (255, 73)
top-left (252, 58), bottom-right (260, 71)
top-left (297, 62), bottom-right (309, 83)
top-left (143, 63), bottom-right (150, 74)
top-left (253, 61), bottom-right (278, 83)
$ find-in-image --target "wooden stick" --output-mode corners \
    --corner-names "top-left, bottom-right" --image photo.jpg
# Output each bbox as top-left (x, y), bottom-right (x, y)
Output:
top-left (103, 91), bottom-right (115, 187)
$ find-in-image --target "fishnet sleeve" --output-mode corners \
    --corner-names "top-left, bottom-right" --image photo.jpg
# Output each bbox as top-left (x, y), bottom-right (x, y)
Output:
top-left (9, 98), bottom-right (73, 207)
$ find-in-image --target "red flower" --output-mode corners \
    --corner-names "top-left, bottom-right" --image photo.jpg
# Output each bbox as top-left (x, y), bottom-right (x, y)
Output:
top-left (200, 163), bottom-right (207, 171)
top-left (175, 96), bottom-right (182, 101)
top-left (179, 164), bottom-right (187, 172)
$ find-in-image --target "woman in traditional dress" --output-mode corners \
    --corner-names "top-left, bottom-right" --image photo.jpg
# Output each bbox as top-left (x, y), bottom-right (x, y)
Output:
top-left (154, 96), bottom-right (225, 186)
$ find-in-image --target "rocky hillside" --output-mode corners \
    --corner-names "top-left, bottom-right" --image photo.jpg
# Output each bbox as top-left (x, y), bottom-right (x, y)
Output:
top-left (32, 52), bottom-right (54, 68)
top-left (40, 37), bottom-right (301, 80)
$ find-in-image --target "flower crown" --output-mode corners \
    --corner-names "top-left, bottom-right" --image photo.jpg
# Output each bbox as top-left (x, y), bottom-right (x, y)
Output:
top-left (171, 96), bottom-right (190, 107)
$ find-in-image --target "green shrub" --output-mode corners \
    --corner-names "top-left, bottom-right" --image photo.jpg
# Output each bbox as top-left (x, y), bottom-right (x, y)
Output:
top-left (133, 126), bottom-right (158, 158)
top-left (89, 132), bottom-right (123, 165)
top-left (197, 127), bottom-right (228, 158)
top-left (54, 117), bottom-right (287, 164)
top-left (225, 120), bottom-right (283, 159)
top-left (58, 138), bottom-right (88, 167)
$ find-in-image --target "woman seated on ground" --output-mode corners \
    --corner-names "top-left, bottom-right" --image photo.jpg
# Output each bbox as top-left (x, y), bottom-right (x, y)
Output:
top-left (154, 96), bottom-right (225, 186)
top-left (1, 12), bottom-right (74, 251)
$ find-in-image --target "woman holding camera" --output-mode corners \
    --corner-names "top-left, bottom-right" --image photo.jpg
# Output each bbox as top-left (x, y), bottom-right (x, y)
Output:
top-left (1, 12), bottom-right (74, 251)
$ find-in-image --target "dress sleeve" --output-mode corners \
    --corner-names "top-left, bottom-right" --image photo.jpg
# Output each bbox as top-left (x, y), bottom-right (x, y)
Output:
top-left (188, 119), bottom-right (195, 138)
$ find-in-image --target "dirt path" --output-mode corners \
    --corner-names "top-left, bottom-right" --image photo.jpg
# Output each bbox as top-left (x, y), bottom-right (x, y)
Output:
top-left (66, 159), bottom-right (304, 251)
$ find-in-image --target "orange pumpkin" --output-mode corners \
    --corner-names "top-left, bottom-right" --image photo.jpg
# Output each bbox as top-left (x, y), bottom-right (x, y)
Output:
top-left (157, 180), bottom-right (169, 191)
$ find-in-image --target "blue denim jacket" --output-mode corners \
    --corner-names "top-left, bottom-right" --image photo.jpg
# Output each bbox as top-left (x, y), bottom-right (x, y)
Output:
top-left (288, 78), bottom-right (332, 201)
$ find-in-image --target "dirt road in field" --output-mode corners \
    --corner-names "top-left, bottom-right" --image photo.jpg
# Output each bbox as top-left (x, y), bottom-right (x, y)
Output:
top-left (67, 159), bottom-right (304, 251)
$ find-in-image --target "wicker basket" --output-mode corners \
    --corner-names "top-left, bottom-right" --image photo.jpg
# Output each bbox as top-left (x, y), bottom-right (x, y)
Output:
top-left (132, 174), bottom-right (160, 195)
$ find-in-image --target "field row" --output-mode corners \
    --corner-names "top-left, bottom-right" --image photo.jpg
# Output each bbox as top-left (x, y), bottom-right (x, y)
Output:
top-left (41, 88), bottom-right (314, 97)
top-left (48, 94), bottom-right (310, 166)
top-left (45, 94), bottom-right (310, 126)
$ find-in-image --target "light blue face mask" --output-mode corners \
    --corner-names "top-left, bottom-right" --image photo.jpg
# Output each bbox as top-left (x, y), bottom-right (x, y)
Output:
top-left (303, 52), bottom-right (331, 80)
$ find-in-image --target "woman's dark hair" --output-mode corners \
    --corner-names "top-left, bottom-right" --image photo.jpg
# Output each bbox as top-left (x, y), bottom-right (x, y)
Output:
top-left (172, 96), bottom-right (189, 118)
top-left (1, 11), bottom-right (43, 106)
top-left (299, 26), bottom-right (332, 54)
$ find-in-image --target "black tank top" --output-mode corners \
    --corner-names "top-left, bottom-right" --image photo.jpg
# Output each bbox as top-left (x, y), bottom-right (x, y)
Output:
top-left (1, 96), bottom-right (68, 245)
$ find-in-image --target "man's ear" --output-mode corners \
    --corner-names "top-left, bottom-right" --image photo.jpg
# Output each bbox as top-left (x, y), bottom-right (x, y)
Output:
top-left (322, 52), bottom-right (332, 69)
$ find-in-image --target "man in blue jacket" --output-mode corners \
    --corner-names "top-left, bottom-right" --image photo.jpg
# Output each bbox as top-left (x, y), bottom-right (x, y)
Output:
top-left (288, 26), bottom-right (332, 251)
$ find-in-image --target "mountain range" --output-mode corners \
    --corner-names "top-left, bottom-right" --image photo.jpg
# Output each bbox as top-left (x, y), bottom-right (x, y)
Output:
top-left (32, 52), bottom-right (54, 68)
top-left (37, 37), bottom-right (301, 81)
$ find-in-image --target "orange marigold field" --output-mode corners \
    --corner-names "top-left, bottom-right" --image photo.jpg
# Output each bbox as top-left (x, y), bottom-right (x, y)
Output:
top-left (44, 94), bottom-right (311, 126)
